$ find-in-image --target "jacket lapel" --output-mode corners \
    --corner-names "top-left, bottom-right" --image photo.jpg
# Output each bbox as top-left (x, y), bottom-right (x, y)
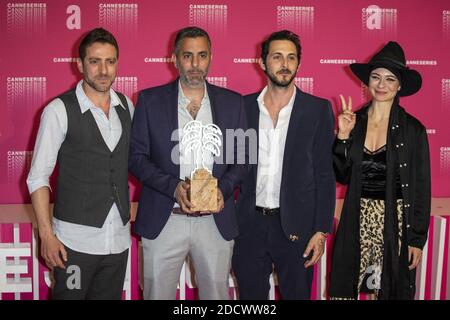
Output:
top-left (206, 83), bottom-right (223, 177)
top-left (351, 106), bottom-right (368, 166)
top-left (248, 95), bottom-right (260, 184)
top-left (280, 89), bottom-right (307, 189)
top-left (112, 105), bottom-right (128, 152)
top-left (206, 82), bottom-right (219, 126)
top-left (165, 79), bottom-right (180, 176)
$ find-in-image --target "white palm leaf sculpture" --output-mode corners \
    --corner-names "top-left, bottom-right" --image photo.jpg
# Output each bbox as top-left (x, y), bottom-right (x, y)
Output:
top-left (181, 120), bottom-right (222, 174)
top-left (181, 120), bottom-right (203, 169)
top-left (201, 124), bottom-right (222, 169)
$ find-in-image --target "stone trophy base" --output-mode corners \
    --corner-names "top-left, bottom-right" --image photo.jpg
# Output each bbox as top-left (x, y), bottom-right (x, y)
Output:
top-left (187, 168), bottom-right (218, 212)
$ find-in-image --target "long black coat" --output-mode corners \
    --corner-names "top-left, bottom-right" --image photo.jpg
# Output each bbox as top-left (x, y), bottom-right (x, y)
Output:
top-left (328, 102), bottom-right (431, 299)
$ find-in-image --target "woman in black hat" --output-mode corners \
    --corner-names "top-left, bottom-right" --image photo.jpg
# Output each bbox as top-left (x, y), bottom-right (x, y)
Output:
top-left (328, 42), bottom-right (431, 300)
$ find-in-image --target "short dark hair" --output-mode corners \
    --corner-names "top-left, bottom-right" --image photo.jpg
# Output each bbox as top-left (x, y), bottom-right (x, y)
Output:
top-left (78, 28), bottom-right (119, 61)
top-left (261, 30), bottom-right (301, 65)
top-left (174, 26), bottom-right (211, 55)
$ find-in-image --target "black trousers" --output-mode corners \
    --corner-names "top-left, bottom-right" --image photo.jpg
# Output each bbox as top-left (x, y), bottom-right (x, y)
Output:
top-left (232, 211), bottom-right (313, 300)
top-left (52, 246), bottom-right (128, 300)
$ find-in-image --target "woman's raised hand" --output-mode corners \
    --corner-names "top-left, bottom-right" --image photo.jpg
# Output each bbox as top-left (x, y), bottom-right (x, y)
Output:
top-left (337, 94), bottom-right (356, 139)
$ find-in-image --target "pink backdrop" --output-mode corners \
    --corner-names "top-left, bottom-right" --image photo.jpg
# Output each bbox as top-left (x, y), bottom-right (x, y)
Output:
top-left (1, 0), bottom-right (450, 300)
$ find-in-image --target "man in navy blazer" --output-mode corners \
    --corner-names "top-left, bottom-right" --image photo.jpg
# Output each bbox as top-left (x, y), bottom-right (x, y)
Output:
top-left (232, 30), bottom-right (336, 299)
top-left (129, 27), bottom-right (247, 300)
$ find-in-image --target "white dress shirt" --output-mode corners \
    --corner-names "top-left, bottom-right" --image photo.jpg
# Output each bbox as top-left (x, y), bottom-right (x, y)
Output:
top-left (255, 86), bottom-right (296, 209)
top-left (26, 80), bottom-right (135, 255)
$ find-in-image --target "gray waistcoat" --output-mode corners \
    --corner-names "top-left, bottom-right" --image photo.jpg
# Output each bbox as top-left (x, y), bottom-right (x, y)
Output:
top-left (53, 89), bottom-right (131, 228)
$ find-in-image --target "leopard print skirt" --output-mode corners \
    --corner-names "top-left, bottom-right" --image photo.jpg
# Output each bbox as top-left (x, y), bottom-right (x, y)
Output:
top-left (330, 198), bottom-right (403, 300)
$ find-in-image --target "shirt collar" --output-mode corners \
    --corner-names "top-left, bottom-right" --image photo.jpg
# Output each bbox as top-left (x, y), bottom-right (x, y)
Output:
top-left (75, 80), bottom-right (126, 114)
top-left (177, 80), bottom-right (210, 107)
top-left (257, 85), bottom-right (297, 114)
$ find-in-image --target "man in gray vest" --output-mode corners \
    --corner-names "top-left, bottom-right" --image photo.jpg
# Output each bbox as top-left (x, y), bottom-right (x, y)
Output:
top-left (26, 28), bottom-right (134, 299)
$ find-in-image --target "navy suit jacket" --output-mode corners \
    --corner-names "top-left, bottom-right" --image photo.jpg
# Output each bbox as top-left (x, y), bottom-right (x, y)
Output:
top-left (129, 79), bottom-right (247, 241)
top-left (236, 88), bottom-right (336, 243)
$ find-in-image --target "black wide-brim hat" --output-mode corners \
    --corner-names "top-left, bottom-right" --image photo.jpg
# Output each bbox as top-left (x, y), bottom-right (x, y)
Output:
top-left (350, 41), bottom-right (422, 96)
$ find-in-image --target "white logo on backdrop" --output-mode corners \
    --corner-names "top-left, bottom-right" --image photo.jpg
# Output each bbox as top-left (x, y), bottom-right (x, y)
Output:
top-left (442, 79), bottom-right (450, 110)
top-left (407, 60), bottom-right (437, 66)
top-left (53, 58), bottom-right (79, 63)
top-left (98, 3), bottom-right (138, 36)
top-left (0, 225), bottom-right (33, 298)
top-left (189, 4), bottom-right (228, 38)
top-left (440, 147), bottom-right (450, 177)
top-left (7, 151), bottom-right (33, 183)
top-left (443, 10), bottom-right (450, 41)
top-left (295, 77), bottom-right (314, 94)
top-left (233, 58), bottom-right (259, 64)
top-left (362, 5), bottom-right (397, 39)
top-left (144, 57), bottom-right (172, 63)
top-left (66, 5), bottom-right (81, 30)
top-left (206, 77), bottom-right (227, 88)
top-left (6, 77), bottom-right (46, 113)
top-left (112, 77), bottom-right (138, 101)
top-left (277, 6), bottom-right (314, 38)
top-left (319, 59), bottom-right (356, 64)
top-left (6, 3), bottom-right (47, 36)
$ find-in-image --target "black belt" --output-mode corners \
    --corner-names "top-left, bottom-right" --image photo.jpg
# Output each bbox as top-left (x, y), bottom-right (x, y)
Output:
top-left (255, 206), bottom-right (280, 216)
top-left (172, 207), bottom-right (212, 217)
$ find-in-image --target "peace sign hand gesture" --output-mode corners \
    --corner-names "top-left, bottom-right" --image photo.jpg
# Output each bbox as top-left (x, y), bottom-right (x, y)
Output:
top-left (337, 94), bottom-right (356, 140)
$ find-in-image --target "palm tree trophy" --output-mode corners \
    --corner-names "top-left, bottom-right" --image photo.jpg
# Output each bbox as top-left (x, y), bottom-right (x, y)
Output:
top-left (181, 120), bottom-right (222, 211)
